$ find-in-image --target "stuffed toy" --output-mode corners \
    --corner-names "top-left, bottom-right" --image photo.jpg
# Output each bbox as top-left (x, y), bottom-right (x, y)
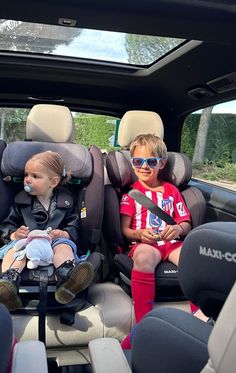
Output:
top-left (13, 228), bottom-right (54, 269)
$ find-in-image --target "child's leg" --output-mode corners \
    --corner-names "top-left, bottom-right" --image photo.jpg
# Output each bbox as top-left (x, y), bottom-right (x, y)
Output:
top-left (132, 244), bottom-right (161, 322)
top-left (53, 244), bottom-right (94, 304)
top-left (2, 248), bottom-right (26, 273)
top-left (167, 244), bottom-right (181, 266)
top-left (0, 249), bottom-right (25, 310)
top-left (53, 243), bottom-right (74, 268)
top-left (121, 244), bottom-right (161, 349)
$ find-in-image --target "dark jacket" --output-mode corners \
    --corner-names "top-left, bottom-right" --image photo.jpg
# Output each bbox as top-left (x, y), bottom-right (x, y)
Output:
top-left (0, 187), bottom-right (79, 244)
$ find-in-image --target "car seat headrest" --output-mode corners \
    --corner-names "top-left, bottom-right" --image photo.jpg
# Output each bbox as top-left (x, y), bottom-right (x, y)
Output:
top-left (26, 104), bottom-right (75, 143)
top-left (158, 152), bottom-right (192, 187)
top-left (118, 111), bottom-right (164, 148)
top-left (178, 222), bottom-right (236, 320)
top-left (1, 141), bottom-right (92, 180)
top-left (106, 150), bottom-right (192, 188)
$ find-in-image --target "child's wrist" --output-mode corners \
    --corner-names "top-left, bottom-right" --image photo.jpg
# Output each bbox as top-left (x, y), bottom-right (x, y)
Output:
top-left (10, 232), bottom-right (16, 240)
top-left (178, 224), bottom-right (184, 236)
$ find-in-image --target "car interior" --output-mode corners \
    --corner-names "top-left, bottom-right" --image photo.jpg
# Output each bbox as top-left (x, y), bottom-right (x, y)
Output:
top-left (1, 0), bottom-right (236, 372)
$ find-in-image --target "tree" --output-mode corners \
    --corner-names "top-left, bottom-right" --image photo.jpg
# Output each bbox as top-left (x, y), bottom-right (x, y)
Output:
top-left (125, 34), bottom-right (184, 64)
top-left (192, 106), bottom-right (213, 164)
top-left (0, 20), bottom-right (81, 54)
top-left (0, 108), bottom-right (29, 142)
top-left (75, 114), bottom-right (117, 149)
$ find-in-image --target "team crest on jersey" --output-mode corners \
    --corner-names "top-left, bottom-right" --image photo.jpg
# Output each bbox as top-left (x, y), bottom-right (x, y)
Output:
top-left (162, 199), bottom-right (173, 212)
top-left (176, 202), bottom-right (187, 216)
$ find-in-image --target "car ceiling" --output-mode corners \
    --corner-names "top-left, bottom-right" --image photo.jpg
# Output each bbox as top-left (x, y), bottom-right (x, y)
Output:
top-left (1, 0), bottom-right (236, 127)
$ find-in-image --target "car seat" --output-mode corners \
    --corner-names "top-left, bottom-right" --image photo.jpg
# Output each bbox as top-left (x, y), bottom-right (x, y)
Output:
top-left (0, 105), bottom-right (133, 367)
top-left (0, 303), bottom-right (48, 373)
top-left (0, 104), bottom-right (104, 336)
top-left (89, 221), bottom-right (236, 373)
top-left (103, 110), bottom-right (206, 300)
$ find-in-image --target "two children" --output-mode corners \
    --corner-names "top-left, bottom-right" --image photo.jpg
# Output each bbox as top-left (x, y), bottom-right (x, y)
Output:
top-left (120, 134), bottom-right (192, 348)
top-left (0, 150), bottom-right (94, 310)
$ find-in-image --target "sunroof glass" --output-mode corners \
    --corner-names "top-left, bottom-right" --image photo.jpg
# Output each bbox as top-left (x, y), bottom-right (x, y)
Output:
top-left (0, 19), bottom-right (185, 65)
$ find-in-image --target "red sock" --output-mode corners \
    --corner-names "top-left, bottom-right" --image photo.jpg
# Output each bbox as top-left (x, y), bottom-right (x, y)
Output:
top-left (190, 301), bottom-right (199, 314)
top-left (121, 270), bottom-right (155, 350)
top-left (132, 269), bottom-right (155, 323)
top-left (121, 334), bottom-right (131, 349)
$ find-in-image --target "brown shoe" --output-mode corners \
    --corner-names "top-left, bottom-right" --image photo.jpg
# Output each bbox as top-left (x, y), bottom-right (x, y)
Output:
top-left (55, 260), bottom-right (94, 304)
top-left (0, 269), bottom-right (22, 311)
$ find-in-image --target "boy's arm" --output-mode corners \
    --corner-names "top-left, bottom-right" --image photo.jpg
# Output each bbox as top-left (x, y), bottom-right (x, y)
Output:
top-left (159, 221), bottom-right (191, 242)
top-left (121, 214), bottom-right (159, 244)
top-left (121, 214), bottom-right (141, 242)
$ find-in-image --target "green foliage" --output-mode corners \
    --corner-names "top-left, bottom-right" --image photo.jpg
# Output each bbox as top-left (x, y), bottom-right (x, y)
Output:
top-left (125, 34), bottom-right (184, 64)
top-left (192, 162), bottom-right (236, 182)
top-left (181, 113), bottom-right (236, 164)
top-left (0, 108), bottom-right (29, 142)
top-left (75, 114), bottom-right (118, 150)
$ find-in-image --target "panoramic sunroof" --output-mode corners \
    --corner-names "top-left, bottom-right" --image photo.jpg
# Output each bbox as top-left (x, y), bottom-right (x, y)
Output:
top-left (0, 19), bottom-right (185, 66)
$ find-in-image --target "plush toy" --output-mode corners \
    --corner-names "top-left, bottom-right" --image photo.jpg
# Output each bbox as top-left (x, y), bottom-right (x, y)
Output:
top-left (13, 228), bottom-right (54, 269)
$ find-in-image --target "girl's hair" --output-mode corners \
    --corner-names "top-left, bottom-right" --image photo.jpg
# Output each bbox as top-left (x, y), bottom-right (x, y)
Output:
top-left (28, 151), bottom-right (71, 185)
top-left (130, 134), bottom-right (167, 159)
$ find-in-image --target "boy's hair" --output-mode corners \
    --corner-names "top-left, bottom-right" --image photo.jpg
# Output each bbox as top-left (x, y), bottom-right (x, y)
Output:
top-left (130, 134), bottom-right (167, 158)
top-left (28, 151), bottom-right (71, 185)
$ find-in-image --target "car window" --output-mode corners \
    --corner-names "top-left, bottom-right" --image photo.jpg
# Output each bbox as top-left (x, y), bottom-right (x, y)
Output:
top-left (0, 108), bottom-right (120, 151)
top-left (181, 100), bottom-right (236, 191)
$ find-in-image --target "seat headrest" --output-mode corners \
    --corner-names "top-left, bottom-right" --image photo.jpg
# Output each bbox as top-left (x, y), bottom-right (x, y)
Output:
top-left (118, 111), bottom-right (164, 148)
top-left (1, 141), bottom-right (92, 180)
top-left (106, 150), bottom-right (192, 188)
top-left (26, 104), bottom-right (75, 142)
top-left (178, 222), bottom-right (236, 320)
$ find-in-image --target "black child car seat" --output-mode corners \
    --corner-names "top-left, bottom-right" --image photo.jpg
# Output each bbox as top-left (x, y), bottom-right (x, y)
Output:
top-left (0, 104), bottom-right (104, 339)
top-left (103, 110), bottom-right (206, 300)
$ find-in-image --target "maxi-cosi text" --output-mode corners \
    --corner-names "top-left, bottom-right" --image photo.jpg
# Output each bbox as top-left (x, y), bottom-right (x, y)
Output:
top-left (199, 246), bottom-right (236, 263)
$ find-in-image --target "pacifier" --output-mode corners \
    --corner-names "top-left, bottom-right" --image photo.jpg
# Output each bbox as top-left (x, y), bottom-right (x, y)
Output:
top-left (24, 184), bottom-right (33, 193)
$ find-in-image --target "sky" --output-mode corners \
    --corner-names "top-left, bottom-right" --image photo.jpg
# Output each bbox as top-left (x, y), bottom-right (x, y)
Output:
top-left (55, 29), bottom-right (128, 63)
top-left (194, 100), bottom-right (236, 114)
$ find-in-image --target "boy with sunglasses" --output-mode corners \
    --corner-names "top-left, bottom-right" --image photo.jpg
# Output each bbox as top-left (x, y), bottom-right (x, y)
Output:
top-left (120, 134), bottom-right (191, 349)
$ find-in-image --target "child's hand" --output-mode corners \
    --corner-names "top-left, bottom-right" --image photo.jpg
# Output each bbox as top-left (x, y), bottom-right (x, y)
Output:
top-left (11, 225), bottom-right (29, 240)
top-left (159, 224), bottom-right (182, 241)
top-left (140, 229), bottom-right (159, 244)
top-left (49, 229), bottom-right (69, 239)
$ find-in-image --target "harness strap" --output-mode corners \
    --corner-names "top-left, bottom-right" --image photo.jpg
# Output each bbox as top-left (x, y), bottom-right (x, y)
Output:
top-left (128, 189), bottom-right (176, 225)
top-left (38, 270), bottom-right (48, 344)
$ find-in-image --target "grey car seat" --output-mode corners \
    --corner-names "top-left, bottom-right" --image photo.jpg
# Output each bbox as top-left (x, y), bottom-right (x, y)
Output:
top-left (89, 221), bottom-right (236, 373)
top-left (0, 105), bottom-right (134, 368)
top-left (0, 104), bottom-right (103, 336)
top-left (103, 110), bottom-right (206, 300)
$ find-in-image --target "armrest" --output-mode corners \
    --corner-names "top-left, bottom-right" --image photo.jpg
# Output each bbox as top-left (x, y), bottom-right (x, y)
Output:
top-left (12, 341), bottom-right (48, 373)
top-left (89, 338), bottom-right (132, 373)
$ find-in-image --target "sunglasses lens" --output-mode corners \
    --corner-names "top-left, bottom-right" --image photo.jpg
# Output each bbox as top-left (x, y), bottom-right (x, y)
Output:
top-left (132, 158), bottom-right (143, 167)
top-left (147, 158), bottom-right (158, 167)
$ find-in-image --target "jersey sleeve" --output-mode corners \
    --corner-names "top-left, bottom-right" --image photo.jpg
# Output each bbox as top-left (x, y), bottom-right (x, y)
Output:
top-left (172, 186), bottom-right (191, 224)
top-left (120, 193), bottom-right (135, 217)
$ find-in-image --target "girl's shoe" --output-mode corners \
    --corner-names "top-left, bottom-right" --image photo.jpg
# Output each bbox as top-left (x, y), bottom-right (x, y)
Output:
top-left (55, 260), bottom-right (94, 304)
top-left (0, 269), bottom-right (22, 311)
